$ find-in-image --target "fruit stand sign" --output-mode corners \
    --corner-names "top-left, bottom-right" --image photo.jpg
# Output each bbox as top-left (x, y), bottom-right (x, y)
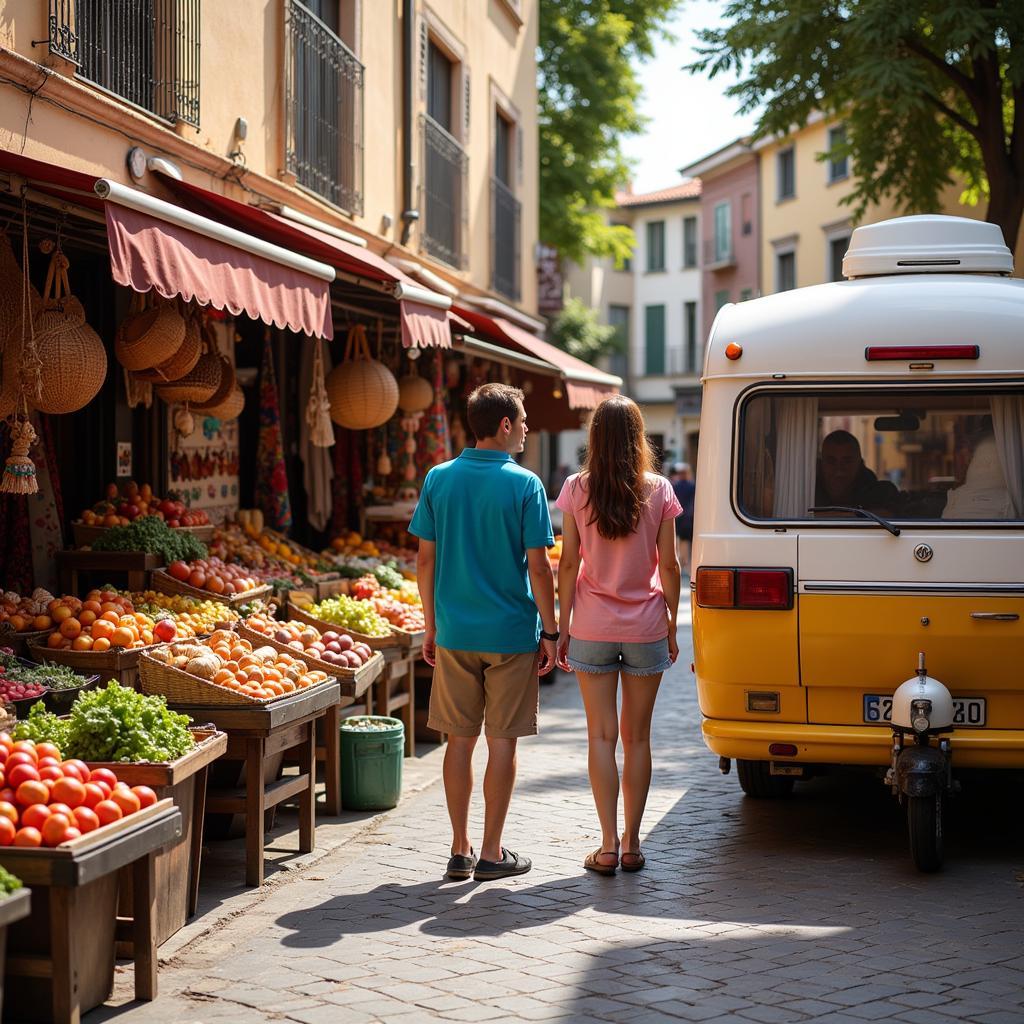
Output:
top-left (117, 442), bottom-right (132, 478)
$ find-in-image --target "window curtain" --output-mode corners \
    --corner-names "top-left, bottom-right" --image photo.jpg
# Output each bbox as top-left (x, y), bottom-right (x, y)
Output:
top-left (742, 398), bottom-right (774, 517)
top-left (991, 395), bottom-right (1024, 517)
top-left (772, 397), bottom-right (818, 518)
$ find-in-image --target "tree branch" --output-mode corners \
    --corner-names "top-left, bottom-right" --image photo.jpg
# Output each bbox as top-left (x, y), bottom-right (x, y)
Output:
top-left (902, 36), bottom-right (979, 102)
top-left (919, 90), bottom-right (982, 140)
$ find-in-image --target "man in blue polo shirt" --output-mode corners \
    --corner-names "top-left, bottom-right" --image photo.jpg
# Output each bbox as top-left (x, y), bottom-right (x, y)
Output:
top-left (411, 382), bottom-right (556, 882)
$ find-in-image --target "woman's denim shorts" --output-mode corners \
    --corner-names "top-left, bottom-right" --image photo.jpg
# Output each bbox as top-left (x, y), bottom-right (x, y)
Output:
top-left (566, 636), bottom-right (673, 677)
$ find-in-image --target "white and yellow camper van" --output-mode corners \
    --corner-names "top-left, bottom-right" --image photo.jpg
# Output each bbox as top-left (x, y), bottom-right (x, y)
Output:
top-left (693, 215), bottom-right (1024, 867)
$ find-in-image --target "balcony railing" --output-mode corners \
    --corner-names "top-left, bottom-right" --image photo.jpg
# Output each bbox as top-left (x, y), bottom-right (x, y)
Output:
top-left (703, 237), bottom-right (735, 269)
top-left (491, 177), bottom-right (521, 301)
top-left (420, 114), bottom-right (468, 269)
top-left (49, 0), bottom-right (200, 127)
top-left (284, 0), bottom-right (364, 214)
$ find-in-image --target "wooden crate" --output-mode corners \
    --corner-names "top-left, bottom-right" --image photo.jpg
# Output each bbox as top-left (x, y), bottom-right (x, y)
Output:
top-left (56, 549), bottom-right (164, 596)
top-left (96, 729), bottom-right (228, 948)
top-left (0, 888), bottom-right (31, 1018)
top-left (27, 639), bottom-right (157, 689)
top-left (287, 601), bottom-right (405, 651)
top-left (151, 570), bottom-right (272, 608)
top-left (72, 522), bottom-right (214, 547)
top-left (0, 801), bottom-right (181, 1023)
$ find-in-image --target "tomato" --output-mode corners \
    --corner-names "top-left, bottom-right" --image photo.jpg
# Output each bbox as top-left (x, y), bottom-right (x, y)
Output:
top-left (94, 800), bottom-right (123, 825)
top-left (111, 788), bottom-right (141, 816)
top-left (0, 788), bottom-right (15, 805)
top-left (36, 756), bottom-right (59, 769)
top-left (35, 743), bottom-right (62, 761)
top-left (39, 765), bottom-right (63, 783)
top-left (5, 752), bottom-right (36, 771)
top-left (50, 777), bottom-right (86, 809)
top-left (131, 786), bottom-right (158, 810)
top-left (88, 768), bottom-right (117, 790)
top-left (61, 760), bottom-right (90, 783)
top-left (72, 806), bottom-right (100, 833)
top-left (0, 747), bottom-right (8, 765)
top-left (60, 826), bottom-right (82, 844)
top-left (20, 804), bottom-right (51, 831)
top-left (0, 732), bottom-right (12, 752)
top-left (13, 826), bottom-right (41, 847)
top-left (10, 742), bottom-right (37, 761)
top-left (81, 783), bottom-right (107, 809)
top-left (41, 813), bottom-right (72, 847)
top-left (47, 803), bottom-right (73, 819)
top-left (0, 801), bottom-right (16, 825)
top-left (0, 817), bottom-right (15, 846)
top-left (7, 764), bottom-right (40, 790)
top-left (15, 780), bottom-right (50, 808)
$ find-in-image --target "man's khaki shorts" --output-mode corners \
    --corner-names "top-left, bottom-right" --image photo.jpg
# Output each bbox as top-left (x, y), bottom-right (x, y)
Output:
top-left (428, 646), bottom-right (540, 739)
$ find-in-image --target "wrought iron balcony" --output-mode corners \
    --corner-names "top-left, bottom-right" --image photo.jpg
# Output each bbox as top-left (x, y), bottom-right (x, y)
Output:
top-left (420, 114), bottom-right (468, 269)
top-left (491, 177), bottom-right (521, 301)
top-left (48, 0), bottom-right (200, 127)
top-left (284, 0), bottom-right (364, 215)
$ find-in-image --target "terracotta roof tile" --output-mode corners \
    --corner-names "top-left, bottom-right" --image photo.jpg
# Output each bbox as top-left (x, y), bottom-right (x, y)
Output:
top-left (615, 179), bottom-right (702, 207)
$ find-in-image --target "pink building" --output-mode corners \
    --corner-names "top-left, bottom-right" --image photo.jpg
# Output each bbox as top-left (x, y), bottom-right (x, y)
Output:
top-left (681, 140), bottom-right (761, 343)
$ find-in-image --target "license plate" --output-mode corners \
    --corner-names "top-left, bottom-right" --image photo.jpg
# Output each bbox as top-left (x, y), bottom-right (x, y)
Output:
top-left (862, 694), bottom-right (986, 727)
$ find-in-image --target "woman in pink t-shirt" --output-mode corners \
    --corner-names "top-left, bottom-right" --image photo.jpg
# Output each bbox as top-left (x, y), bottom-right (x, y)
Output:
top-left (555, 396), bottom-right (682, 875)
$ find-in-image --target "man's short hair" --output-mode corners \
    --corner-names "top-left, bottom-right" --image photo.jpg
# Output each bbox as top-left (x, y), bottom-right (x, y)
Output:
top-left (467, 383), bottom-right (524, 440)
top-left (822, 429), bottom-right (861, 454)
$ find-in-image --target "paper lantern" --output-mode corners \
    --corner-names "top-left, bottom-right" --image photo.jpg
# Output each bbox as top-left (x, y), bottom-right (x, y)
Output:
top-left (398, 373), bottom-right (433, 414)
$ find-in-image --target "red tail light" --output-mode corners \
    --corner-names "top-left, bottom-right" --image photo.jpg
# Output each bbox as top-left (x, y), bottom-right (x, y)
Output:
top-left (696, 568), bottom-right (793, 610)
top-left (865, 345), bottom-right (978, 361)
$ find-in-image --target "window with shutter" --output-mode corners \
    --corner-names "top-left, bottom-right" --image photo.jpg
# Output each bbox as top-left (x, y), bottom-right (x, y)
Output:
top-left (645, 305), bottom-right (666, 375)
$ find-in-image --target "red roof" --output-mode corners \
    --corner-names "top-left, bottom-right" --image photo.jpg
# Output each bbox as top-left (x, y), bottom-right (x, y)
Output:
top-left (615, 180), bottom-right (702, 207)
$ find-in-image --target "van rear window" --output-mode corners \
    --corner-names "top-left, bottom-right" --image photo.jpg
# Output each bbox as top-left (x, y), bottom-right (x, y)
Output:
top-left (737, 389), bottom-right (1024, 523)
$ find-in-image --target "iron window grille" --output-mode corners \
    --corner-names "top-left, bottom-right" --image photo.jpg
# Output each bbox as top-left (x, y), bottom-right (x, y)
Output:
top-left (420, 113), bottom-right (468, 269)
top-left (491, 177), bottom-right (521, 300)
top-left (284, 0), bottom-right (364, 215)
top-left (48, 0), bottom-right (201, 127)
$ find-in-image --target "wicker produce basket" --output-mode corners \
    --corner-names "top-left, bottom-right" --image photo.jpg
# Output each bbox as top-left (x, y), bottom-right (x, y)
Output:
top-left (115, 294), bottom-right (186, 371)
top-left (131, 309), bottom-right (201, 383)
top-left (152, 570), bottom-right (271, 608)
top-left (199, 385), bottom-right (244, 421)
top-left (0, 625), bottom-right (56, 657)
top-left (191, 357), bottom-right (236, 411)
top-left (155, 348), bottom-right (222, 405)
top-left (286, 601), bottom-right (404, 650)
top-left (137, 651), bottom-right (324, 707)
top-left (71, 521), bottom-right (214, 548)
top-left (235, 621), bottom-right (385, 683)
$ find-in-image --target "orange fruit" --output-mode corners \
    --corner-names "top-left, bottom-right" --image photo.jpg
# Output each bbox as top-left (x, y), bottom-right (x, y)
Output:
top-left (91, 637), bottom-right (111, 653)
top-left (51, 606), bottom-right (72, 624)
top-left (71, 635), bottom-right (94, 652)
top-left (82, 600), bottom-right (102, 615)
top-left (8, 615), bottom-right (25, 633)
top-left (91, 619), bottom-right (115, 641)
top-left (110, 627), bottom-right (135, 649)
top-left (78, 610), bottom-right (97, 627)
top-left (32, 615), bottom-right (52, 631)
top-left (100, 610), bottom-right (121, 625)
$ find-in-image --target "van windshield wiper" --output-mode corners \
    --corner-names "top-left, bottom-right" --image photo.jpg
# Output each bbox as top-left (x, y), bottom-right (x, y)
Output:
top-left (807, 506), bottom-right (901, 537)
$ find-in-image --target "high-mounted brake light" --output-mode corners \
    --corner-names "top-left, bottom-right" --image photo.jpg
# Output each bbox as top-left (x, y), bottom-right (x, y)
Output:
top-left (695, 568), bottom-right (793, 610)
top-left (865, 345), bottom-right (979, 361)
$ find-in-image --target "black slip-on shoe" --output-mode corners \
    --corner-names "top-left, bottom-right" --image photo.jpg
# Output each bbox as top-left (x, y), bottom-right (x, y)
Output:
top-left (445, 850), bottom-right (477, 880)
top-left (473, 848), bottom-right (532, 881)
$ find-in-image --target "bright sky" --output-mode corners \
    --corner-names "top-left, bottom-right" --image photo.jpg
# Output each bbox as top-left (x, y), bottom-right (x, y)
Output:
top-left (621, 1), bottom-right (758, 194)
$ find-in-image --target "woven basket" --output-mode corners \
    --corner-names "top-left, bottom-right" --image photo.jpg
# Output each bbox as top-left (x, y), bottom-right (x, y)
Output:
top-left (137, 651), bottom-right (288, 706)
top-left (236, 621), bottom-right (385, 681)
top-left (132, 309), bottom-right (201, 382)
top-left (286, 600), bottom-right (403, 650)
top-left (199, 385), bottom-right (244, 421)
top-left (115, 294), bottom-right (185, 371)
top-left (154, 348), bottom-right (222, 404)
top-left (326, 324), bottom-right (398, 430)
top-left (0, 232), bottom-right (43, 418)
top-left (31, 253), bottom-right (107, 415)
top-left (191, 357), bottom-right (236, 411)
top-left (398, 373), bottom-right (434, 414)
top-left (151, 569), bottom-right (271, 608)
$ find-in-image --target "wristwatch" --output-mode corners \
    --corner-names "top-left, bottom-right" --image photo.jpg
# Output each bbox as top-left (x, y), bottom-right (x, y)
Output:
top-left (540, 629), bottom-right (560, 641)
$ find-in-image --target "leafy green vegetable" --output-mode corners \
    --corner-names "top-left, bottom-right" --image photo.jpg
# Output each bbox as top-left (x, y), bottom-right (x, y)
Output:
top-left (0, 866), bottom-right (22, 896)
top-left (91, 517), bottom-right (207, 563)
top-left (13, 702), bottom-right (70, 748)
top-left (372, 564), bottom-right (404, 591)
top-left (0, 652), bottom-right (87, 690)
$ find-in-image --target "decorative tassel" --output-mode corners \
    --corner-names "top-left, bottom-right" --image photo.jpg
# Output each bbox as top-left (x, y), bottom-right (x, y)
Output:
top-left (124, 366), bottom-right (153, 409)
top-left (0, 418), bottom-right (38, 494)
top-left (306, 337), bottom-right (335, 447)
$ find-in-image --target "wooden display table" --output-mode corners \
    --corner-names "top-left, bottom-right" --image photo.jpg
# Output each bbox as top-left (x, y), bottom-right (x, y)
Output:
top-left (102, 729), bottom-right (228, 948)
top-left (374, 639), bottom-right (423, 757)
top-left (167, 683), bottom-right (342, 887)
top-left (0, 800), bottom-right (182, 1024)
top-left (0, 888), bottom-right (31, 1017)
top-left (56, 550), bottom-right (163, 595)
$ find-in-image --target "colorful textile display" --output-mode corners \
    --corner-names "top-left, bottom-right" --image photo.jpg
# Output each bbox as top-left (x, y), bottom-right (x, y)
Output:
top-left (255, 333), bottom-right (292, 531)
top-left (415, 348), bottom-right (451, 480)
top-left (331, 426), bottom-right (364, 535)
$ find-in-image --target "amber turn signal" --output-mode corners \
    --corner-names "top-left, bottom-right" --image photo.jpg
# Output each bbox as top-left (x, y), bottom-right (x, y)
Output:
top-left (725, 342), bottom-right (743, 360)
top-left (695, 568), bottom-right (734, 608)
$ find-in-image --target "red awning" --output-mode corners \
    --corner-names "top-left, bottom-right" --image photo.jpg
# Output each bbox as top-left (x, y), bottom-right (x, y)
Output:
top-left (452, 306), bottom-right (621, 409)
top-left (0, 150), bottom-right (334, 338)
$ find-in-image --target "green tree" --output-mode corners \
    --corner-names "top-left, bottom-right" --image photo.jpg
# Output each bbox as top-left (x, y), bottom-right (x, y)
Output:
top-left (539, 0), bottom-right (681, 266)
top-left (690, 2), bottom-right (1024, 252)
top-left (548, 297), bottom-right (620, 362)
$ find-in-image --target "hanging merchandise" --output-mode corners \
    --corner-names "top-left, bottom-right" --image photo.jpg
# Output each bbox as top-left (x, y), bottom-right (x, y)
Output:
top-left (133, 303), bottom-right (201, 382)
top-left (0, 229), bottom-right (41, 419)
top-left (375, 423), bottom-right (392, 478)
top-left (192, 354), bottom-right (237, 413)
top-left (115, 290), bottom-right (185, 371)
top-left (154, 320), bottom-right (222, 404)
top-left (124, 366), bottom-right (153, 409)
top-left (30, 245), bottom-right (107, 414)
top-left (325, 322), bottom-right (398, 429)
top-left (0, 418), bottom-right (38, 494)
top-left (199, 385), bottom-right (244, 422)
top-left (415, 348), bottom-right (451, 478)
top-left (397, 370), bottom-right (434, 414)
top-left (305, 336), bottom-right (335, 447)
top-left (255, 331), bottom-right (292, 530)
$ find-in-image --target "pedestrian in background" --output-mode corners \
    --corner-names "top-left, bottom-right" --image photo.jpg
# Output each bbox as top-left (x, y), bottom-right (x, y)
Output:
top-left (669, 462), bottom-right (696, 573)
top-left (411, 383), bottom-right (557, 882)
top-left (555, 396), bottom-right (682, 874)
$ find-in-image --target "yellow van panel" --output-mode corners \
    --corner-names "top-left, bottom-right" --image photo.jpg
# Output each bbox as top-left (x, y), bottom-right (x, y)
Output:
top-left (693, 605), bottom-right (803, 721)
top-left (806, 688), bottom-right (1024, 729)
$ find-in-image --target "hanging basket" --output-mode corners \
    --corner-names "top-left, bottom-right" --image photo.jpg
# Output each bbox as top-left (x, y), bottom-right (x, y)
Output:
top-left (326, 324), bottom-right (399, 430)
top-left (191, 355), bottom-right (236, 411)
top-left (0, 233), bottom-right (42, 420)
top-left (31, 251), bottom-right (107, 414)
top-left (397, 373), bottom-right (433, 414)
top-left (133, 307), bottom-right (202, 382)
top-left (200, 385), bottom-right (244, 421)
top-left (114, 292), bottom-right (186, 371)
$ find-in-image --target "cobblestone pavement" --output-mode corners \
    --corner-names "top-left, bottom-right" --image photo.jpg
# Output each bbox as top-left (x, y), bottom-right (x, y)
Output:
top-left (99, 596), bottom-right (1024, 1023)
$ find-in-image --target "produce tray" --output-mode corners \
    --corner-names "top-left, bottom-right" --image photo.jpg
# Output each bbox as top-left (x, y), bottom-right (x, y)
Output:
top-left (85, 727), bottom-right (228, 786)
top-left (235, 623), bottom-right (385, 696)
top-left (72, 522), bottom-right (215, 547)
top-left (287, 601), bottom-right (404, 650)
top-left (0, 626), bottom-right (56, 657)
top-left (26, 638), bottom-right (161, 673)
top-left (0, 886), bottom-right (30, 928)
top-left (137, 651), bottom-right (327, 707)
top-left (151, 571), bottom-right (272, 608)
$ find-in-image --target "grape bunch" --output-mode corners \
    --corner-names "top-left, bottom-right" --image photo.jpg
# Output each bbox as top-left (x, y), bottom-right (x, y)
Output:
top-left (308, 595), bottom-right (392, 638)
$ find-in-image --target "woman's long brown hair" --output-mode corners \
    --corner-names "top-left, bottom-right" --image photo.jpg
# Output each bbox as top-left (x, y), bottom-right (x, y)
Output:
top-left (580, 396), bottom-right (656, 539)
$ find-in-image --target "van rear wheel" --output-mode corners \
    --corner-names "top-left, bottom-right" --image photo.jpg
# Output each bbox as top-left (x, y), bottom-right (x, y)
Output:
top-left (736, 759), bottom-right (795, 798)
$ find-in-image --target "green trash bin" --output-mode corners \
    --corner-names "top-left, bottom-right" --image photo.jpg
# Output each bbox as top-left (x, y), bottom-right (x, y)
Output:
top-left (340, 716), bottom-right (404, 810)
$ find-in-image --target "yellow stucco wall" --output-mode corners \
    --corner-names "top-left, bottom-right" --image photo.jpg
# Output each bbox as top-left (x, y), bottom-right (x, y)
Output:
top-left (0, 0), bottom-right (538, 311)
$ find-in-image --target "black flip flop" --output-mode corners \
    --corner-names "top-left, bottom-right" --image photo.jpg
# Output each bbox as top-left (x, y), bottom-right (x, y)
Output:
top-left (445, 850), bottom-right (477, 880)
top-left (473, 848), bottom-right (532, 880)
